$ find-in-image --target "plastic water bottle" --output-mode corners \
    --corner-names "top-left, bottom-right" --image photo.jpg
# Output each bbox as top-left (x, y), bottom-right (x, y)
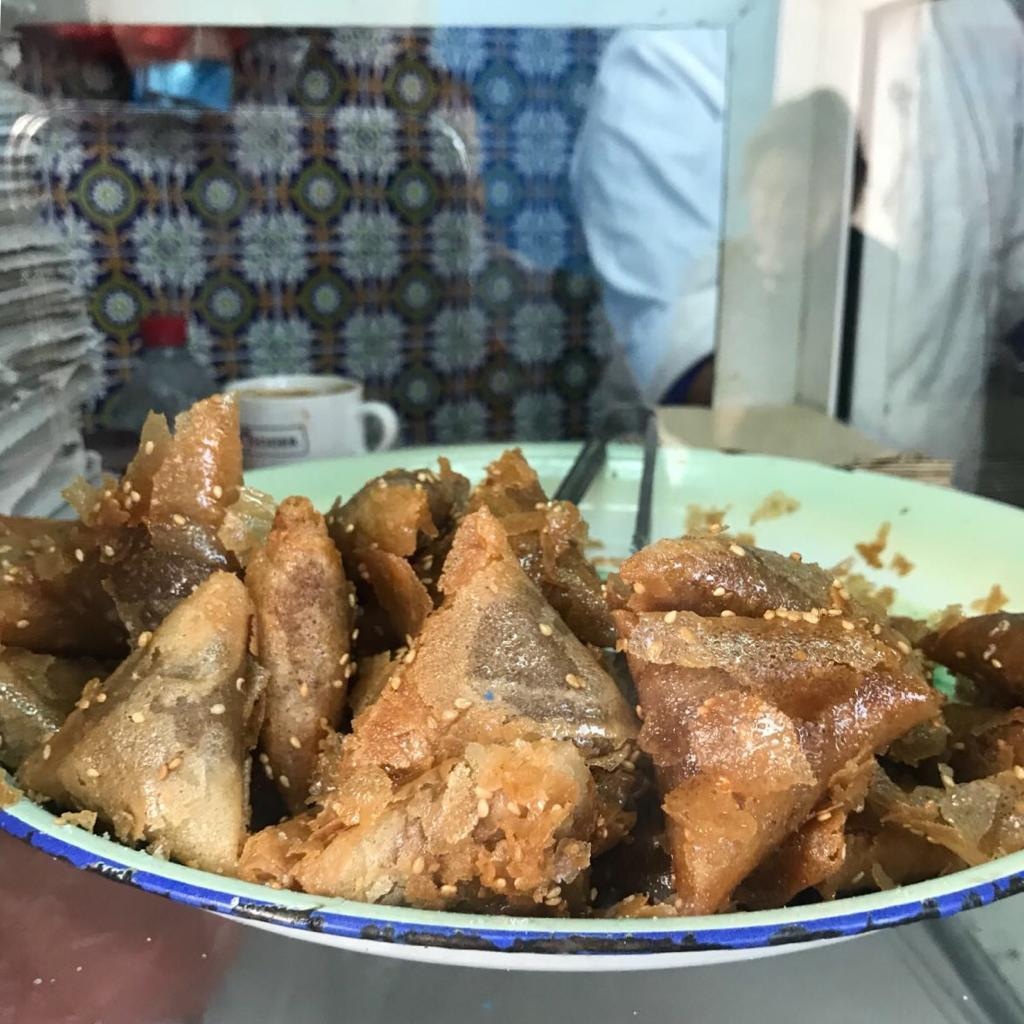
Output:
top-left (97, 314), bottom-right (217, 470)
top-left (102, 315), bottom-right (216, 432)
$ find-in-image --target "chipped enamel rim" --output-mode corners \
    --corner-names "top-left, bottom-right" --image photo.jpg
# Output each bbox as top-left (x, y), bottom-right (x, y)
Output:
top-left (3, 443), bottom-right (1023, 958)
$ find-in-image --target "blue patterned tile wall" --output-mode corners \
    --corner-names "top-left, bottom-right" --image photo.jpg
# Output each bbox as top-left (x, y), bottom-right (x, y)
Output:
top-left (15, 27), bottom-right (614, 444)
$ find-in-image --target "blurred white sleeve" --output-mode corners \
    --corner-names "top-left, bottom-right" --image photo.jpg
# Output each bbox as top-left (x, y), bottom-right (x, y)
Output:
top-left (571, 29), bottom-right (727, 402)
top-left (996, 37), bottom-right (1024, 339)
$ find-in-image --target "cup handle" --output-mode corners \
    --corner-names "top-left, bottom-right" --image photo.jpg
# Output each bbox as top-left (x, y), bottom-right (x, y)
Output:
top-left (360, 400), bottom-right (400, 452)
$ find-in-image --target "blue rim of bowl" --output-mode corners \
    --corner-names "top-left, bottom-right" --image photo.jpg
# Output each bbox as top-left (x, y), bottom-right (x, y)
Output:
top-left (4, 795), bottom-right (1024, 956)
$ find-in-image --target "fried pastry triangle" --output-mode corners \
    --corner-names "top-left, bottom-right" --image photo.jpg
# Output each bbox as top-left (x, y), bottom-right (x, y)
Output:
top-left (614, 608), bottom-right (940, 913)
top-left (241, 509), bottom-right (638, 909)
top-left (20, 573), bottom-right (263, 874)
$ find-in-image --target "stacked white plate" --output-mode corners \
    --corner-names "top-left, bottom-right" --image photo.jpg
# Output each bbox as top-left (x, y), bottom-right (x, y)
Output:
top-left (0, 40), bottom-right (103, 516)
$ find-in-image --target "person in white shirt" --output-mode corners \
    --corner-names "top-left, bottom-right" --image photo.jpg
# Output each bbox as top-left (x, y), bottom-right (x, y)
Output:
top-left (573, 4), bottom-right (1024, 486)
top-left (571, 29), bottom-right (727, 407)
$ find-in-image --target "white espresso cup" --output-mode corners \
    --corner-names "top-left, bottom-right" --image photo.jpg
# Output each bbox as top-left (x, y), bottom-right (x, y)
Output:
top-left (226, 375), bottom-right (400, 469)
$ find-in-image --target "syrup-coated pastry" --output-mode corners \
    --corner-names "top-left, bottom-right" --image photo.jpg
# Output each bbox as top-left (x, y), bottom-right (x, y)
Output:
top-left (468, 449), bottom-right (615, 648)
top-left (923, 613), bottom-right (1024, 703)
top-left (20, 573), bottom-right (263, 874)
top-left (247, 497), bottom-right (352, 811)
top-left (241, 509), bottom-right (637, 910)
top-left (614, 607), bottom-right (940, 913)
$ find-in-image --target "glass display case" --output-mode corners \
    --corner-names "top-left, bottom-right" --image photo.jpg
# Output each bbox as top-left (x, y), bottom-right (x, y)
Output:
top-left (0, 0), bottom-right (1022, 1020)
top-left (1, 0), bottom-right (1018, 483)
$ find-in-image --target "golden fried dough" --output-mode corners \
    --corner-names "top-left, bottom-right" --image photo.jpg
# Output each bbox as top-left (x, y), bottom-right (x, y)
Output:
top-left (607, 536), bottom-right (888, 626)
top-left (0, 647), bottom-right (104, 771)
top-left (923, 613), bottom-right (1024, 703)
top-left (247, 497), bottom-right (352, 811)
top-left (19, 573), bottom-right (263, 874)
top-left (469, 450), bottom-right (615, 648)
top-left (243, 739), bottom-right (596, 911)
top-left (0, 517), bottom-right (126, 658)
top-left (7, 397), bottom-right (245, 658)
top-left (241, 509), bottom-right (637, 910)
top-left (343, 509), bottom-right (637, 781)
top-left (615, 609), bottom-right (940, 913)
top-left (326, 459), bottom-right (469, 648)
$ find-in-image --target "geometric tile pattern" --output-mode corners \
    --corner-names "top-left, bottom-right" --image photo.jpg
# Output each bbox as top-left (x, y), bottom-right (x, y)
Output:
top-left (16, 28), bottom-right (612, 443)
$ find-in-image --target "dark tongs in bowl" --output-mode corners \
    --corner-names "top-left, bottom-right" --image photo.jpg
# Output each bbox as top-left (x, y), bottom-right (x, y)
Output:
top-left (554, 405), bottom-right (659, 554)
top-left (552, 433), bottom-right (611, 506)
top-left (630, 412), bottom-right (658, 554)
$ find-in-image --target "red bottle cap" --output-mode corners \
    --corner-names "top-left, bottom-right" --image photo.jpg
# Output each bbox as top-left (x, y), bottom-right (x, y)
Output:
top-left (141, 314), bottom-right (187, 349)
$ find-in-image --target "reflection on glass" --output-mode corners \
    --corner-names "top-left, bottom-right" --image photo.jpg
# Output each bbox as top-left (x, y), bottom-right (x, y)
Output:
top-left (727, 89), bottom-right (883, 420)
top-left (745, 94), bottom-right (859, 286)
top-left (5, 12), bottom-right (1024, 464)
top-left (0, 832), bottom-right (239, 1023)
top-left (851, 0), bottom-right (1024, 487)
